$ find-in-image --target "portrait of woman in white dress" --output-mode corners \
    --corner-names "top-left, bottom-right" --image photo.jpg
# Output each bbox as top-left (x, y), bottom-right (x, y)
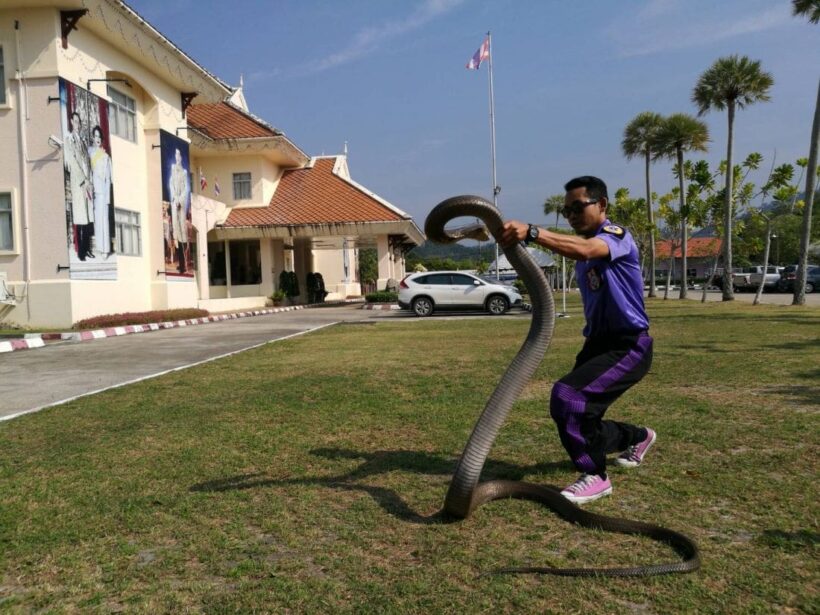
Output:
top-left (88, 124), bottom-right (112, 257)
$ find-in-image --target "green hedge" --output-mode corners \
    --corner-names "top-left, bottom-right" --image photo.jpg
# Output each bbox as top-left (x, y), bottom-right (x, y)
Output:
top-left (73, 308), bottom-right (210, 330)
top-left (365, 291), bottom-right (398, 303)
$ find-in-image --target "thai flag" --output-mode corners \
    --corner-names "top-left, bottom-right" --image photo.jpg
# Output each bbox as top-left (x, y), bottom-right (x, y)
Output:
top-left (199, 167), bottom-right (207, 191)
top-left (214, 177), bottom-right (221, 197)
top-left (466, 36), bottom-right (490, 70)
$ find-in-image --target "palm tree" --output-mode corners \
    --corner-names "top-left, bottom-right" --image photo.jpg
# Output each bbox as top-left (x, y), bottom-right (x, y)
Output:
top-left (543, 194), bottom-right (564, 230)
top-left (692, 55), bottom-right (774, 301)
top-left (792, 0), bottom-right (819, 305)
top-left (654, 114), bottom-right (709, 299)
top-left (793, 0), bottom-right (820, 23)
top-left (622, 112), bottom-right (664, 297)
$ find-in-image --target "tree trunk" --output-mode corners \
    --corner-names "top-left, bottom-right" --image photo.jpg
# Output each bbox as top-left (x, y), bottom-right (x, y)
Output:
top-left (664, 246), bottom-right (675, 300)
top-left (701, 253), bottom-right (720, 303)
top-left (645, 150), bottom-right (657, 298)
top-left (722, 101), bottom-right (736, 301)
top-left (754, 220), bottom-right (772, 305)
top-left (793, 78), bottom-right (819, 306)
top-left (678, 148), bottom-right (688, 300)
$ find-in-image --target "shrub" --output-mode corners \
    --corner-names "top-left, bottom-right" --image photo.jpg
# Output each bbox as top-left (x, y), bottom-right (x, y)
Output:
top-left (279, 270), bottom-right (300, 298)
top-left (365, 291), bottom-right (397, 303)
top-left (73, 308), bottom-right (210, 330)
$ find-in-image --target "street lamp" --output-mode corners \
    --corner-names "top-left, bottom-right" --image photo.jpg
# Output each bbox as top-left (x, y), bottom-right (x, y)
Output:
top-left (771, 233), bottom-right (779, 265)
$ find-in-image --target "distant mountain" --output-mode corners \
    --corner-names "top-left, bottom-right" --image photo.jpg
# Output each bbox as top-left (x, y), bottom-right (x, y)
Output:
top-left (408, 240), bottom-right (498, 261)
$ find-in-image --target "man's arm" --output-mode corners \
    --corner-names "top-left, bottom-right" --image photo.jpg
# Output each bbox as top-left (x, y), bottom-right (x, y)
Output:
top-left (499, 221), bottom-right (609, 261)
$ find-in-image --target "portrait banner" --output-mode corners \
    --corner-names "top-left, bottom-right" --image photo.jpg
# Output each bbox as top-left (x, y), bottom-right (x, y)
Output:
top-left (59, 78), bottom-right (117, 280)
top-left (160, 130), bottom-right (195, 279)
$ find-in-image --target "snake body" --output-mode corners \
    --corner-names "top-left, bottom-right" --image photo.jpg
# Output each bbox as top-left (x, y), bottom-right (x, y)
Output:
top-left (425, 195), bottom-right (700, 576)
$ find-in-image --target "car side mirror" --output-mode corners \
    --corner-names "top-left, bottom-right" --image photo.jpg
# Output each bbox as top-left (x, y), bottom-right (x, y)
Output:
top-left (474, 280), bottom-right (481, 286)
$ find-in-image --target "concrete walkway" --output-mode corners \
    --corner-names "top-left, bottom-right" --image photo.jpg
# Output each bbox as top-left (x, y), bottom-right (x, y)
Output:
top-left (0, 305), bottom-right (374, 422)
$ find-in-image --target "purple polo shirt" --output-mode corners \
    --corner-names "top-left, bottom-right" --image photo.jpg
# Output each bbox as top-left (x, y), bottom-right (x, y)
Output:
top-left (575, 219), bottom-right (649, 338)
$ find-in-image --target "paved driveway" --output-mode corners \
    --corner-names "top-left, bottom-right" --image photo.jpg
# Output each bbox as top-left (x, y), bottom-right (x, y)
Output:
top-left (0, 305), bottom-right (376, 421)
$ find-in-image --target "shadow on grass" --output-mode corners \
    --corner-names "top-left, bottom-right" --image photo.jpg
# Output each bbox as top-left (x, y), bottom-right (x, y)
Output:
top-left (765, 385), bottom-right (820, 406)
top-left (190, 448), bottom-right (571, 525)
top-left (671, 342), bottom-right (731, 353)
top-left (763, 339), bottom-right (820, 351)
top-left (759, 529), bottom-right (819, 552)
top-left (650, 313), bottom-right (819, 326)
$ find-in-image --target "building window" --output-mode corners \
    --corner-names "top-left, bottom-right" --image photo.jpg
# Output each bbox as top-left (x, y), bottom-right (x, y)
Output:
top-left (107, 86), bottom-right (136, 142)
top-left (0, 47), bottom-right (6, 105)
top-left (229, 240), bottom-right (261, 285)
top-left (208, 242), bottom-right (227, 286)
top-left (114, 208), bottom-right (141, 256)
top-left (0, 193), bottom-right (13, 251)
top-left (233, 172), bottom-right (252, 200)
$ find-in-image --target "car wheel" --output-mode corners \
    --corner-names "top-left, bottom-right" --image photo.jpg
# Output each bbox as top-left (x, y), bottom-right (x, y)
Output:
top-left (806, 282), bottom-right (815, 294)
top-left (412, 296), bottom-right (434, 317)
top-left (486, 295), bottom-right (509, 315)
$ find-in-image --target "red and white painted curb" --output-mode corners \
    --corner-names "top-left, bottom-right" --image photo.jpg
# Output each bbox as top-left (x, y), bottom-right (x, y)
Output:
top-left (361, 303), bottom-right (400, 311)
top-left (0, 306), bottom-right (308, 354)
top-left (0, 337), bottom-right (46, 353)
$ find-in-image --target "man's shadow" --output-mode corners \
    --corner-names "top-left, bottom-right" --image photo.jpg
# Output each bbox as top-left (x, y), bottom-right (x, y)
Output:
top-left (190, 448), bottom-right (571, 524)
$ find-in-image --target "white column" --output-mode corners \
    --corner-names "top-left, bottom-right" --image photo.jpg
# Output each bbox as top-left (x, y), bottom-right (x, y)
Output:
top-left (224, 240), bottom-right (232, 298)
top-left (293, 237), bottom-right (312, 303)
top-left (260, 238), bottom-right (274, 296)
top-left (376, 235), bottom-right (391, 290)
top-left (272, 239), bottom-right (285, 291)
top-left (196, 234), bottom-right (210, 300)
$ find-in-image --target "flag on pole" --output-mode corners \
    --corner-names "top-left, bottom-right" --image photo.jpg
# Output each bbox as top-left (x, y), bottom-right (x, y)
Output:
top-left (214, 176), bottom-right (221, 197)
top-left (199, 167), bottom-right (207, 191)
top-left (466, 35), bottom-right (490, 70)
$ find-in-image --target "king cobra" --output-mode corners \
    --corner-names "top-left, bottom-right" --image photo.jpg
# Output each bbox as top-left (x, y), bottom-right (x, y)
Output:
top-left (425, 195), bottom-right (700, 576)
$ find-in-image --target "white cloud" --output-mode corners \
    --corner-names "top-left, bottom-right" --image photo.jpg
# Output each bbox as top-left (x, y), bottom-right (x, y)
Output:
top-left (288, 0), bottom-right (464, 77)
top-left (609, 2), bottom-right (792, 58)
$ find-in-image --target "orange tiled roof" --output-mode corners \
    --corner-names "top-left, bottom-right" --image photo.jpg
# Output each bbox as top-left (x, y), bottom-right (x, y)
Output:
top-left (223, 158), bottom-right (406, 227)
top-left (656, 237), bottom-right (722, 258)
top-left (187, 102), bottom-right (278, 139)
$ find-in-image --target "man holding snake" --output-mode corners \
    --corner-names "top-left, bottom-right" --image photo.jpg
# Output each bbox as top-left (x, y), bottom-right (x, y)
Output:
top-left (500, 175), bottom-right (656, 504)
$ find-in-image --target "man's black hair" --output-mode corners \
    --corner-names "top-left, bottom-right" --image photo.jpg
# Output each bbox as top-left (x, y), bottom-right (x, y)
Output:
top-left (564, 176), bottom-right (609, 202)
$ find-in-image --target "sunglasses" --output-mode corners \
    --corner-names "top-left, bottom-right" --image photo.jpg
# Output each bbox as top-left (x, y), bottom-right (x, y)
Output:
top-left (561, 198), bottom-right (599, 218)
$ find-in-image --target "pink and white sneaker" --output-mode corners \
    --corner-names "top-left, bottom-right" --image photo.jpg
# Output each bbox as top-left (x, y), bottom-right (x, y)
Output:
top-left (615, 428), bottom-right (657, 468)
top-left (560, 473), bottom-right (612, 504)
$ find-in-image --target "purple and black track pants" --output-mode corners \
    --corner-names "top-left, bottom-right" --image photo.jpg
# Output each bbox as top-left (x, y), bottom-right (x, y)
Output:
top-left (550, 331), bottom-right (652, 476)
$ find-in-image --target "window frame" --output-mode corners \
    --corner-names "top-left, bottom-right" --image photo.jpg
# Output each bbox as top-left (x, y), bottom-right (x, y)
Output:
top-left (228, 239), bottom-right (262, 285)
top-left (0, 45), bottom-right (7, 107)
top-left (114, 207), bottom-right (141, 256)
top-left (232, 172), bottom-right (252, 201)
top-left (0, 190), bottom-right (17, 254)
top-left (107, 86), bottom-right (137, 143)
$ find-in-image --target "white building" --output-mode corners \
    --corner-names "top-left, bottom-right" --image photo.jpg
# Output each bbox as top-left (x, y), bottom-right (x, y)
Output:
top-left (0, 0), bottom-right (422, 327)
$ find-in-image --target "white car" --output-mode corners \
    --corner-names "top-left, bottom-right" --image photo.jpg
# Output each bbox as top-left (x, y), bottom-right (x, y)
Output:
top-left (398, 271), bottom-right (523, 316)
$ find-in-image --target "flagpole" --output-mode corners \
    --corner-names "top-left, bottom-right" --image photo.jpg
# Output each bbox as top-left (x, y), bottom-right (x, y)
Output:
top-left (486, 31), bottom-right (500, 280)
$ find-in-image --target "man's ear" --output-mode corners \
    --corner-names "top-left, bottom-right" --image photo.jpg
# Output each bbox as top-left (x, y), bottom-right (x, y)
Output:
top-left (599, 197), bottom-right (608, 213)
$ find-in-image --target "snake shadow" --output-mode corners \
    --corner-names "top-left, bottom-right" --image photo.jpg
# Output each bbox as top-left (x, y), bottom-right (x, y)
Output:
top-left (190, 448), bottom-right (572, 525)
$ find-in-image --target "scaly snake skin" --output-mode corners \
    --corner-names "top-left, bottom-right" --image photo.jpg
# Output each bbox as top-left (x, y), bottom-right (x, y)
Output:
top-left (425, 195), bottom-right (700, 576)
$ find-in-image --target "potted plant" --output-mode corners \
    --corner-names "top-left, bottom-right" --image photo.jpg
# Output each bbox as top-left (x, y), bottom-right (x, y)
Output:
top-left (270, 289), bottom-right (287, 307)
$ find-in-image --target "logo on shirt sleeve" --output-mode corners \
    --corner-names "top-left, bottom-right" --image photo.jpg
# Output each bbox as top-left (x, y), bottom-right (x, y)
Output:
top-left (602, 225), bottom-right (625, 238)
top-left (587, 267), bottom-right (602, 291)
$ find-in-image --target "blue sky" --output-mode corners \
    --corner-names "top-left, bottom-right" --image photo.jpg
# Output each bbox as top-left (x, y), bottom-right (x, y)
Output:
top-left (132, 0), bottom-right (818, 229)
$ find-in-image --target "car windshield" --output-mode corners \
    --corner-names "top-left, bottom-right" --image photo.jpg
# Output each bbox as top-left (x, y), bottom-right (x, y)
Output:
top-left (480, 275), bottom-right (513, 285)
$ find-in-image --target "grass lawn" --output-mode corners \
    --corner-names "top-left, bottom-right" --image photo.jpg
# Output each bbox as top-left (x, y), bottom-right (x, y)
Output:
top-left (1, 298), bottom-right (818, 613)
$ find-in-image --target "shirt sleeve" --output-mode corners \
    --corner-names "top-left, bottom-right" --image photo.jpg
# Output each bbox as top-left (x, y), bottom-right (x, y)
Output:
top-left (598, 231), bottom-right (634, 262)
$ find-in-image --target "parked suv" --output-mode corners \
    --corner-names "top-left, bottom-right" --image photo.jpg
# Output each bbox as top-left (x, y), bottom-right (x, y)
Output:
top-left (748, 266), bottom-right (784, 291)
top-left (398, 271), bottom-right (523, 316)
top-left (777, 265), bottom-right (819, 293)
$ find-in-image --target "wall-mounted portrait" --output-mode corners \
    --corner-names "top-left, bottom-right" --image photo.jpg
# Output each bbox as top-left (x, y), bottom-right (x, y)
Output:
top-left (59, 78), bottom-right (116, 280)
